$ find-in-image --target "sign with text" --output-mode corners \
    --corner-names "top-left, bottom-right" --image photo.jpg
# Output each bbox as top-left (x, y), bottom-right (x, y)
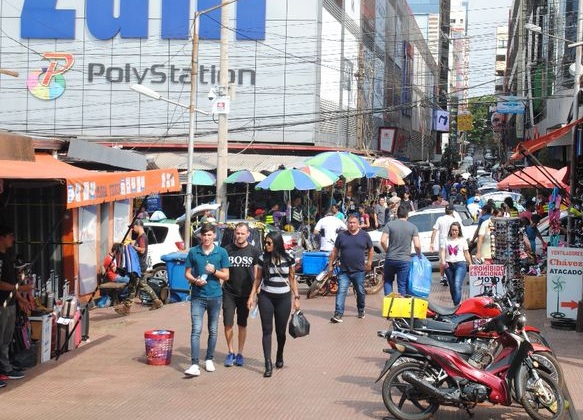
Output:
top-left (469, 264), bottom-right (506, 297)
top-left (378, 127), bottom-right (396, 153)
top-left (546, 247), bottom-right (583, 319)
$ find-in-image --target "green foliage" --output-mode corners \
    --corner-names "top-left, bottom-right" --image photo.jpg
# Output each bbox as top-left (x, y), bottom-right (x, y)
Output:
top-left (466, 95), bottom-right (497, 147)
top-left (441, 145), bottom-right (460, 171)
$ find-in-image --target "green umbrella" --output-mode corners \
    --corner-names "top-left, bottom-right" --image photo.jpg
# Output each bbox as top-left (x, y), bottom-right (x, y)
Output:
top-left (304, 151), bottom-right (367, 180)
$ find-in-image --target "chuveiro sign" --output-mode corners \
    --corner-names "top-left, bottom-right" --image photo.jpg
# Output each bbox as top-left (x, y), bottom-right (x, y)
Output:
top-left (21, 0), bottom-right (266, 40)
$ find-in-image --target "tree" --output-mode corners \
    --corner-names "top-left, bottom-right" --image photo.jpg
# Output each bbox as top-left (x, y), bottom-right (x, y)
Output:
top-left (466, 95), bottom-right (497, 148)
top-left (441, 145), bottom-right (460, 171)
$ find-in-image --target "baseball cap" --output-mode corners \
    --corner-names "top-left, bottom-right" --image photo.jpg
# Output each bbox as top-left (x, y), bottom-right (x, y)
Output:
top-left (255, 208), bottom-right (265, 216)
top-left (445, 204), bottom-right (455, 211)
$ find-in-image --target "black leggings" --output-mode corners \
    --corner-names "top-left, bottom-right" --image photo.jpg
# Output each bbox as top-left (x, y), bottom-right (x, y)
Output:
top-left (258, 291), bottom-right (291, 361)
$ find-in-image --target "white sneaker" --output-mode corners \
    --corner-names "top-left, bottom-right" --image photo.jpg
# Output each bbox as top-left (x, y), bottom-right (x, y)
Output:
top-left (205, 360), bottom-right (216, 372)
top-left (184, 364), bottom-right (200, 377)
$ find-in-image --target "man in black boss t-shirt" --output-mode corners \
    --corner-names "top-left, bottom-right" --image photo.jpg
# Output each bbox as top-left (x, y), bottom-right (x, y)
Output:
top-left (222, 223), bottom-right (260, 368)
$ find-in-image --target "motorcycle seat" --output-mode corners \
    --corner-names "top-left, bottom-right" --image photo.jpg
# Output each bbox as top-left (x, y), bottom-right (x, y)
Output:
top-left (412, 318), bottom-right (457, 334)
top-left (428, 301), bottom-right (460, 316)
top-left (415, 334), bottom-right (474, 355)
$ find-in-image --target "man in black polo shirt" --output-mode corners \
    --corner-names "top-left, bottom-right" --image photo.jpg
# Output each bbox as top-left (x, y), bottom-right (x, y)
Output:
top-left (328, 215), bottom-right (373, 323)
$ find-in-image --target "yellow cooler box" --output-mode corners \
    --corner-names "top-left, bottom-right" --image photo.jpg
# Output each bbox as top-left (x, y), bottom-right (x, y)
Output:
top-left (382, 296), bottom-right (428, 319)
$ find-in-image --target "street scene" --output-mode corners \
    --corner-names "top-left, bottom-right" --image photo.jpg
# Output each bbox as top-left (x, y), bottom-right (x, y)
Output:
top-left (1, 0), bottom-right (583, 419)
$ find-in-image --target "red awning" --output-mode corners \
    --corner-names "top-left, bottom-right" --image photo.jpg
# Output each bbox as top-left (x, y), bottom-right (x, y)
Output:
top-left (0, 154), bottom-right (180, 209)
top-left (510, 117), bottom-right (583, 160)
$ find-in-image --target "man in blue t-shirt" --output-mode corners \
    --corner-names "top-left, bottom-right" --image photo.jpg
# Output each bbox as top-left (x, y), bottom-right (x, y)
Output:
top-left (184, 224), bottom-right (230, 377)
top-left (328, 215), bottom-right (373, 323)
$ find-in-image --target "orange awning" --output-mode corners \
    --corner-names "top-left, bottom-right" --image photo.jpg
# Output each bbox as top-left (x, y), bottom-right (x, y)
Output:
top-left (0, 154), bottom-right (180, 209)
top-left (510, 117), bottom-right (583, 160)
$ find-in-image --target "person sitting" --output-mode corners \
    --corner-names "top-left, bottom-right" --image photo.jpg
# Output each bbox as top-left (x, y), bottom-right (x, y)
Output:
top-left (103, 243), bottom-right (130, 285)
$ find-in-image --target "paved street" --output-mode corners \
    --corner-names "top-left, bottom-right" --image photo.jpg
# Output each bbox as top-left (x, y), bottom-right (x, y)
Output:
top-left (0, 273), bottom-right (580, 419)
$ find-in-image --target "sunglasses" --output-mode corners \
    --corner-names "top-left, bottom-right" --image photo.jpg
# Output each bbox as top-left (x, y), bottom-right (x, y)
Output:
top-left (265, 241), bottom-right (273, 245)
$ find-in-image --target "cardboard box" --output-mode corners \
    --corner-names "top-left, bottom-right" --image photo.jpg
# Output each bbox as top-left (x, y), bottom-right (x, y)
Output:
top-left (382, 297), bottom-right (428, 319)
top-left (523, 276), bottom-right (547, 310)
top-left (28, 314), bottom-right (52, 363)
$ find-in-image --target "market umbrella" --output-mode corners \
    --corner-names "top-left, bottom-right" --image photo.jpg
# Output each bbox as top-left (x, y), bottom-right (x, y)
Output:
top-left (370, 166), bottom-right (405, 185)
top-left (191, 170), bottom-right (216, 206)
top-left (372, 156), bottom-right (412, 178)
top-left (497, 165), bottom-right (568, 189)
top-left (225, 170), bottom-right (266, 218)
top-left (255, 168), bottom-right (322, 191)
top-left (297, 165), bottom-right (338, 187)
top-left (304, 151), bottom-right (367, 180)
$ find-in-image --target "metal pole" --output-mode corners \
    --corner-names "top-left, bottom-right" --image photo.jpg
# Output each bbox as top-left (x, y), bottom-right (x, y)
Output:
top-left (184, 11), bottom-right (201, 249)
top-left (569, 4), bottom-right (583, 246)
top-left (216, 0), bottom-right (230, 222)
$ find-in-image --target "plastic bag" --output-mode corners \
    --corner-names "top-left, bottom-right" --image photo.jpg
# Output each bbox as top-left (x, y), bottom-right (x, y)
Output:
top-left (288, 310), bottom-right (310, 338)
top-left (408, 254), bottom-right (432, 298)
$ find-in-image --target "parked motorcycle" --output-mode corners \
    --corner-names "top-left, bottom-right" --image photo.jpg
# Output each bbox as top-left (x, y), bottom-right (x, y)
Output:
top-left (377, 305), bottom-right (565, 420)
top-left (306, 252), bottom-right (385, 299)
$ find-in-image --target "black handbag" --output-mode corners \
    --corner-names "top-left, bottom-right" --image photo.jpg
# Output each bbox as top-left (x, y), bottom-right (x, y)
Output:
top-left (288, 310), bottom-right (310, 338)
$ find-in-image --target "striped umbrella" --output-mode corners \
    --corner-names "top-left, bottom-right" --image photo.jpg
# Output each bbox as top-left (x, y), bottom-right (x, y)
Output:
top-left (297, 165), bottom-right (338, 187)
top-left (371, 166), bottom-right (405, 185)
top-left (190, 170), bottom-right (216, 206)
top-left (225, 170), bottom-right (266, 218)
top-left (372, 156), bottom-right (412, 178)
top-left (256, 168), bottom-right (322, 191)
top-left (304, 151), bottom-right (367, 180)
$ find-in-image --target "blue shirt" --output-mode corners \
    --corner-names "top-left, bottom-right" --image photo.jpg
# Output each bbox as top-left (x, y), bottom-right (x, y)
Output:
top-left (334, 229), bottom-right (372, 273)
top-left (186, 245), bottom-right (230, 298)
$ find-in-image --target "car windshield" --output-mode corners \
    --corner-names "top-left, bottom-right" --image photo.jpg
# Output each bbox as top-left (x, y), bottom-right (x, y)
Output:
top-left (408, 213), bottom-right (436, 232)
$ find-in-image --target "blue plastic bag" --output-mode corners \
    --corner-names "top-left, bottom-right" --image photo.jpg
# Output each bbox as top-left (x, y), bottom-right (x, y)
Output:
top-left (408, 254), bottom-right (432, 298)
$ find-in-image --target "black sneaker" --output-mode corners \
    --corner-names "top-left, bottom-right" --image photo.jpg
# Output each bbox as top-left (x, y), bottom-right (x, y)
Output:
top-left (0, 380), bottom-right (6, 388)
top-left (358, 310), bottom-right (366, 319)
top-left (440, 276), bottom-right (448, 286)
top-left (330, 313), bottom-right (343, 323)
top-left (6, 370), bottom-right (24, 380)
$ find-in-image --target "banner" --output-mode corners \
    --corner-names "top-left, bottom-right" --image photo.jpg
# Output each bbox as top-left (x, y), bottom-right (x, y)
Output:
top-left (469, 264), bottom-right (506, 297)
top-left (546, 247), bottom-right (583, 319)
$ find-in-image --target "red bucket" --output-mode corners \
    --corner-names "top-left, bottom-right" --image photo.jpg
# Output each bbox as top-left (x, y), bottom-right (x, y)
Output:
top-left (144, 329), bottom-right (174, 365)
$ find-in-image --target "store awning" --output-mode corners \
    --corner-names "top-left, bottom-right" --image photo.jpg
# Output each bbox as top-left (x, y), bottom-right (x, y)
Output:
top-left (147, 151), bottom-right (308, 173)
top-left (510, 117), bottom-right (583, 160)
top-left (0, 154), bottom-right (180, 209)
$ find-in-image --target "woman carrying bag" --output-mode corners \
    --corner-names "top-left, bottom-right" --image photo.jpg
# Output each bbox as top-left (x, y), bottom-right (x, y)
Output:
top-left (247, 231), bottom-right (300, 378)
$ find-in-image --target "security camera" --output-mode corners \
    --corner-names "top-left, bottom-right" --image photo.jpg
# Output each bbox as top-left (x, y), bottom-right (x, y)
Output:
top-left (208, 88), bottom-right (216, 101)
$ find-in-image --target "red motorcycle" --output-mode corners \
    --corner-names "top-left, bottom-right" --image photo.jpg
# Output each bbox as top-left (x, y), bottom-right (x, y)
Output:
top-left (377, 306), bottom-right (565, 420)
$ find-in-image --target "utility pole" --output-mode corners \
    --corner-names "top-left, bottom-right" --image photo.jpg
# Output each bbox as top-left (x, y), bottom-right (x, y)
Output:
top-left (215, 0), bottom-right (230, 222)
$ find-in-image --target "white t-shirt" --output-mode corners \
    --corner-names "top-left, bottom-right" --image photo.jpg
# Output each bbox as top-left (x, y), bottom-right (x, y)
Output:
top-left (477, 219), bottom-right (493, 259)
top-left (441, 237), bottom-right (468, 263)
top-left (314, 216), bottom-right (346, 251)
top-left (432, 214), bottom-right (456, 246)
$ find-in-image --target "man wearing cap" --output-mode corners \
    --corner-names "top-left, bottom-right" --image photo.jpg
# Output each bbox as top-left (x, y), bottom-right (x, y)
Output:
top-left (430, 204), bottom-right (457, 286)
top-left (115, 219), bottom-right (163, 315)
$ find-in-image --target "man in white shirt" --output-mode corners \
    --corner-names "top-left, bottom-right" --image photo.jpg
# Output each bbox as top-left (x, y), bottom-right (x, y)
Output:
top-left (429, 204), bottom-right (457, 285)
top-left (314, 208), bottom-right (347, 252)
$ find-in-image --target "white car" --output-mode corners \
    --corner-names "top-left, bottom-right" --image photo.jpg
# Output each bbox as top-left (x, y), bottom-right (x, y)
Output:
top-left (143, 221), bottom-right (185, 280)
top-left (369, 205), bottom-right (477, 269)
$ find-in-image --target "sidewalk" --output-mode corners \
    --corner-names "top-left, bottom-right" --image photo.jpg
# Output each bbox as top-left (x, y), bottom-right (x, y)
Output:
top-left (0, 275), bottom-right (580, 419)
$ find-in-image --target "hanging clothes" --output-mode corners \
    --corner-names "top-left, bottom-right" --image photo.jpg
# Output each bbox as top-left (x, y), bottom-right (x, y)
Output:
top-left (120, 245), bottom-right (142, 277)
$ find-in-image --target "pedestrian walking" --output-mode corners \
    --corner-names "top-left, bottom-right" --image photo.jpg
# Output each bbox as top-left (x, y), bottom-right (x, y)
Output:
top-left (313, 208), bottom-right (346, 252)
top-left (329, 215), bottom-right (373, 323)
top-left (373, 197), bottom-right (387, 228)
top-left (440, 222), bottom-right (471, 305)
top-left (247, 231), bottom-right (300, 378)
top-left (429, 204), bottom-right (457, 286)
top-left (222, 223), bottom-right (260, 368)
top-left (381, 204), bottom-right (421, 295)
top-left (184, 224), bottom-right (230, 377)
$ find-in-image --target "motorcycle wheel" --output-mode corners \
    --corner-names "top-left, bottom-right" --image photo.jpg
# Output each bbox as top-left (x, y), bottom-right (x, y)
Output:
top-left (519, 370), bottom-right (565, 420)
top-left (307, 276), bottom-right (327, 299)
top-left (527, 331), bottom-right (552, 348)
top-left (381, 361), bottom-right (440, 420)
top-left (364, 270), bottom-right (384, 295)
top-left (531, 352), bottom-right (565, 390)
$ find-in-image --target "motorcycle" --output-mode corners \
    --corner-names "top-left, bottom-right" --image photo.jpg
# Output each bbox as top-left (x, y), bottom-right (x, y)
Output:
top-left (377, 305), bottom-right (565, 420)
top-left (305, 252), bottom-right (385, 299)
top-left (390, 298), bottom-right (564, 389)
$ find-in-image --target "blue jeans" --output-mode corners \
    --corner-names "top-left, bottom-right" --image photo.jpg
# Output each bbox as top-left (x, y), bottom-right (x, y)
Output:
top-left (444, 262), bottom-right (467, 305)
top-left (334, 271), bottom-right (365, 316)
top-left (383, 259), bottom-right (410, 295)
top-left (190, 296), bottom-right (222, 365)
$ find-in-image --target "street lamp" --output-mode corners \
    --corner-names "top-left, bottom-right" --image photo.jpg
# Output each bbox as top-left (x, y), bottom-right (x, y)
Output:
top-left (130, 83), bottom-right (208, 248)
